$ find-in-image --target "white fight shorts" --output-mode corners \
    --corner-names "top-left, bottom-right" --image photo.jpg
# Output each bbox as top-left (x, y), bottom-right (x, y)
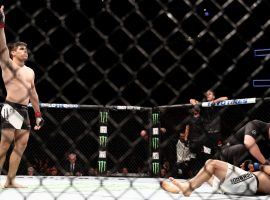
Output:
top-left (212, 163), bottom-right (258, 195)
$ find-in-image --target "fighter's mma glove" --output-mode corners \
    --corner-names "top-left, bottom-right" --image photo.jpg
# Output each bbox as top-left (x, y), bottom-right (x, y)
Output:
top-left (35, 111), bottom-right (44, 129)
top-left (241, 160), bottom-right (261, 172)
top-left (253, 162), bottom-right (260, 171)
top-left (241, 160), bottom-right (253, 171)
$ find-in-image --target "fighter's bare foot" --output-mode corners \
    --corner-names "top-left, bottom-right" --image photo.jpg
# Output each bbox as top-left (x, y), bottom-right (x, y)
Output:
top-left (4, 182), bottom-right (26, 188)
top-left (169, 177), bottom-right (192, 196)
top-left (160, 180), bottom-right (180, 194)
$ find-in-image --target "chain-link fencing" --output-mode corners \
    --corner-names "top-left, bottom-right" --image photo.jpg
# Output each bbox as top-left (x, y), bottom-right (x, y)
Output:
top-left (1, 0), bottom-right (270, 199)
top-left (1, 0), bottom-right (270, 105)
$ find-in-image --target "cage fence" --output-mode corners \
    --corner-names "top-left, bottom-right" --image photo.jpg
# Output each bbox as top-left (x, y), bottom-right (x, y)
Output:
top-left (1, 0), bottom-right (270, 199)
top-left (1, 0), bottom-right (270, 106)
top-left (0, 98), bottom-right (269, 199)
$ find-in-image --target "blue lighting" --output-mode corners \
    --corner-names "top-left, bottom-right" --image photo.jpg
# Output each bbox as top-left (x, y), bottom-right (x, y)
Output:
top-left (254, 48), bottom-right (270, 57)
top-left (253, 80), bottom-right (270, 87)
top-left (203, 9), bottom-right (210, 16)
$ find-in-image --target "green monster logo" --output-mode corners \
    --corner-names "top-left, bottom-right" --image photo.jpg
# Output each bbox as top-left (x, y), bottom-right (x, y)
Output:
top-left (100, 111), bottom-right (108, 124)
top-left (99, 136), bottom-right (107, 147)
top-left (98, 160), bottom-right (106, 173)
top-left (152, 162), bottom-right (160, 175)
top-left (152, 113), bottom-right (159, 125)
top-left (152, 137), bottom-right (159, 150)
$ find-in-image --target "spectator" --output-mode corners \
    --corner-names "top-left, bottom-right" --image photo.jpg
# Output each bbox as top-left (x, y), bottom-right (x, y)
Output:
top-left (37, 159), bottom-right (49, 176)
top-left (137, 164), bottom-right (148, 176)
top-left (48, 166), bottom-right (59, 176)
top-left (160, 168), bottom-right (168, 178)
top-left (62, 152), bottom-right (84, 176)
top-left (140, 128), bottom-right (166, 141)
top-left (27, 166), bottom-right (37, 176)
top-left (87, 167), bottom-right (97, 176)
top-left (121, 167), bottom-right (129, 176)
top-left (162, 159), bottom-right (170, 172)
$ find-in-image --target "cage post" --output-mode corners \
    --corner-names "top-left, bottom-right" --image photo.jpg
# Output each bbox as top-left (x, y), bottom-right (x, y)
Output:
top-left (98, 108), bottom-right (109, 175)
top-left (151, 108), bottom-right (160, 177)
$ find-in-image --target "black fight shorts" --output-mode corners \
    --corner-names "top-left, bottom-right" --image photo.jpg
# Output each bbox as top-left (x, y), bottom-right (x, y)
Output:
top-left (1, 101), bottom-right (31, 130)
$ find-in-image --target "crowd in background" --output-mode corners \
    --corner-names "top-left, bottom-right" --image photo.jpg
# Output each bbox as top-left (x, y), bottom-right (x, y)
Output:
top-left (24, 152), bottom-right (97, 176)
top-left (1, 89), bottom-right (269, 178)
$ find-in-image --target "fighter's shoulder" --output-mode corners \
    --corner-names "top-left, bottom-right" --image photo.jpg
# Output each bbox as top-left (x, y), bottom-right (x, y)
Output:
top-left (22, 66), bottom-right (35, 79)
top-left (23, 65), bottom-right (35, 73)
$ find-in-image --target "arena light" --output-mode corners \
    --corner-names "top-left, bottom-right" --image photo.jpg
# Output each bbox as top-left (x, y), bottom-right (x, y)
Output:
top-left (253, 79), bottom-right (270, 87)
top-left (254, 48), bottom-right (270, 57)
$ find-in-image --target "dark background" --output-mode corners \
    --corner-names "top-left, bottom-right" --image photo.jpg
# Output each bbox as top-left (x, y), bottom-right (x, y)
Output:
top-left (1, 0), bottom-right (270, 106)
top-left (1, 0), bottom-right (270, 175)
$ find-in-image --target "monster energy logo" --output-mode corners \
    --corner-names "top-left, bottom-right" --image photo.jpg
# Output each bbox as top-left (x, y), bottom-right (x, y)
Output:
top-left (152, 137), bottom-right (159, 149)
top-left (98, 160), bottom-right (106, 173)
top-left (100, 111), bottom-right (108, 123)
top-left (152, 113), bottom-right (159, 125)
top-left (99, 136), bottom-right (107, 147)
top-left (152, 162), bottom-right (160, 175)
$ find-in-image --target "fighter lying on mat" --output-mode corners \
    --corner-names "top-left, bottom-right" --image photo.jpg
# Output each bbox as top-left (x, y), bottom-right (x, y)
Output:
top-left (160, 159), bottom-right (270, 196)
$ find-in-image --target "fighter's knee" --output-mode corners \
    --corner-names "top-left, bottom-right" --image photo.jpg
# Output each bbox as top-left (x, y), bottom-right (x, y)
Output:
top-left (205, 159), bottom-right (220, 167)
top-left (0, 142), bottom-right (11, 152)
top-left (205, 159), bottom-right (215, 166)
top-left (14, 142), bottom-right (28, 152)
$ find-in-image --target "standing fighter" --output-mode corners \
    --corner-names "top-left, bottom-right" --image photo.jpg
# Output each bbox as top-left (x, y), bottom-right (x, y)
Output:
top-left (0, 5), bottom-right (43, 188)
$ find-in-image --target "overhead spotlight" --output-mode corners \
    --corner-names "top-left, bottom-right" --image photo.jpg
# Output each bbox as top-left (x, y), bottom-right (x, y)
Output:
top-left (254, 48), bottom-right (270, 57)
top-left (186, 36), bottom-right (194, 42)
top-left (203, 8), bottom-right (210, 17)
top-left (166, 12), bottom-right (178, 24)
top-left (253, 80), bottom-right (270, 87)
top-left (166, 12), bottom-right (173, 19)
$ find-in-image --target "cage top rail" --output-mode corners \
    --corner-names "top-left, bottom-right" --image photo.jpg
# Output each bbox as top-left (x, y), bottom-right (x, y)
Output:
top-left (1, 97), bottom-right (269, 110)
top-left (157, 97), bottom-right (270, 109)
top-left (29, 103), bottom-right (153, 111)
